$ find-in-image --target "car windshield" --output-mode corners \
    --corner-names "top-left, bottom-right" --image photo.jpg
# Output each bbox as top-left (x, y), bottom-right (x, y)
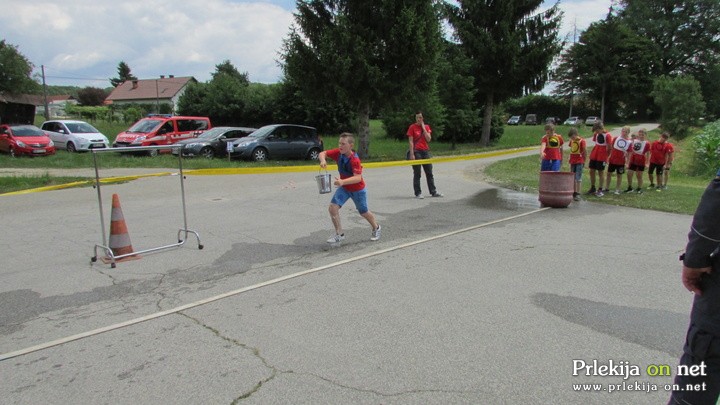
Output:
top-left (196, 128), bottom-right (225, 140)
top-left (65, 122), bottom-right (100, 133)
top-left (11, 125), bottom-right (45, 137)
top-left (127, 119), bottom-right (162, 133)
top-left (248, 126), bottom-right (276, 139)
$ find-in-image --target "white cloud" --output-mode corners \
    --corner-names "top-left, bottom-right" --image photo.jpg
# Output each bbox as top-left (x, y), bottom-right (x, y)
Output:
top-left (1, 0), bottom-right (610, 89)
top-left (552, 0), bottom-right (613, 44)
top-left (0, 0), bottom-right (293, 87)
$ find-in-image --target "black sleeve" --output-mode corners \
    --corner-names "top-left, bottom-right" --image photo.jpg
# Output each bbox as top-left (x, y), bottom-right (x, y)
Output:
top-left (684, 178), bottom-right (720, 268)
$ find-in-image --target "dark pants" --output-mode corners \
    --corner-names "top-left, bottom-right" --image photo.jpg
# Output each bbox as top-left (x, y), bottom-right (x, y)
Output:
top-left (669, 324), bottom-right (720, 404)
top-left (408, 149), bottom-right (436, 196)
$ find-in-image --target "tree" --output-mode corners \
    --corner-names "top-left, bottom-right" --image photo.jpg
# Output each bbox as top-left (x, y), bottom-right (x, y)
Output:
top-left (617, 0), bottom-right (720, 119)
top-left (203, 60), bottom-right (251, 125)
top-left (0, 40), bottom-right (40, 94)
top-left (554, 16), bottom-right (656, 122)
top-left (281, 0), bottom-right (443, 158)
top-left (110, 61), bottom-right (137, 87)
top-left (77, 87), bottom-right (108, 106)
top-left (446, 1), bottom-right (563, 146)
top-left (617, 0), bottom-right (720, 77)
top-left (433, 40), bottom-right (481, 146)
top-left (650, 75), bottom-right (706, 139)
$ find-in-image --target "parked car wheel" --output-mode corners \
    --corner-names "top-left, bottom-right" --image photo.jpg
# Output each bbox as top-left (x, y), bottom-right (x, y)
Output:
top-left (9, 147), bottom-right (16, 158)
top-left (307, 148), bottom-right (321, 160)
top-left (66, 142), bottom-right (77, 153)
top-left (147, 147), bottom-right (159, 157)
top-left (199, 146), bottom-right (215, 159)
top-left (251, 147), bottom-right (268, 162)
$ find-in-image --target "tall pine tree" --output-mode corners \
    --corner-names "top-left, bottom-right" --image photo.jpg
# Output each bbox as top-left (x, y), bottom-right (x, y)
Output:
top-left (110, 61), bottom-right (138, 87)
top-left (281, 0), bottom-right (443, 158)
top-left (447, 1), bottom-right (562, 146)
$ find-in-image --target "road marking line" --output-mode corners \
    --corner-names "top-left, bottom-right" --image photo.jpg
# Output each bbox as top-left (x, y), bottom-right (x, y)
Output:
top-left (0, 207), bottom-right (548, 362)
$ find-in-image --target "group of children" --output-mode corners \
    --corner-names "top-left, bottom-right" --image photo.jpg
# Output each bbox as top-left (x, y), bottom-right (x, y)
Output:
top-left (540, 121), bottom-right (675, 201)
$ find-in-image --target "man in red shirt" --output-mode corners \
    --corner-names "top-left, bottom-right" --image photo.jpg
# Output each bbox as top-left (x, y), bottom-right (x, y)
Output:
top-left (407, 112), bottom-right (442, 199)
top-left (586, 121), bottom-right (613, 197)
top-left (648, 132), bottom-right (675, 191)
top-left (540, 123), bottom-right (564, 171)
top-left (605, 126), bottom-right (632, 194)
top-left (626, 128), bottom-right (651, 193)
top-left (319, 133), bottom-right (381, 243)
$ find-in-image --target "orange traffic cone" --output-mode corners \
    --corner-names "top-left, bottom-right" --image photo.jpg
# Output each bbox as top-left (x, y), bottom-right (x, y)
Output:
top-left (102, 193), bottom-right (140, 264)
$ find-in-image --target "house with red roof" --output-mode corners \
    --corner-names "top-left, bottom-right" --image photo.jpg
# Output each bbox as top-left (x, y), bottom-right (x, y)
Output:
top-left (105, 76), bottom-right (196, 114)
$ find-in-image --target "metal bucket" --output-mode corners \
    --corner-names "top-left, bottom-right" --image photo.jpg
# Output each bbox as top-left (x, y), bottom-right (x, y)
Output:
top-left (316, 172), bottom-right (332, 194)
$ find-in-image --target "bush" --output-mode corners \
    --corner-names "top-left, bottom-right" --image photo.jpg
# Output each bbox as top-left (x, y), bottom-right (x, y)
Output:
top-left (692, 119), bottom-right (720, 176)
top-left (651, 75), bottom-right (706, 139)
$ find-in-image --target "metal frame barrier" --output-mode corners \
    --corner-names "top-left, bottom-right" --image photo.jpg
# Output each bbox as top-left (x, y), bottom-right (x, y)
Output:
top-left (90, 145), bottom-right (203, 268)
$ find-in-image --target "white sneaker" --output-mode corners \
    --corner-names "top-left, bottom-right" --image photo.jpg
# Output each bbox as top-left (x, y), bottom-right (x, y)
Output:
top-left (370, 225), bottom-right (381, 241)
top-left (327, 234), bottom-right (345, 243)
top-left (415, 194), bottom-right (424, 199)
top-left (613, 190), bottom-right (621, 195)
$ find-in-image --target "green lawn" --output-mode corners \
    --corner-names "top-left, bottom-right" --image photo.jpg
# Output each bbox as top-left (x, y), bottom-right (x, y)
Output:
top-left (484, 131), bottom-right (708, 215)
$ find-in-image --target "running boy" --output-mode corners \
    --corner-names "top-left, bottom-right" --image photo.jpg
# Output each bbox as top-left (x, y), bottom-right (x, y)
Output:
top-left (587, 121), bottom-right (613, 197)
top-left (319, 133), bottom-right (381, 243)
top-left (567, 127), bottom-right (586, 201)
top-left (605, 126), bottom-right (632, 195)
top-left (626, 128), bottom-right (650, 193)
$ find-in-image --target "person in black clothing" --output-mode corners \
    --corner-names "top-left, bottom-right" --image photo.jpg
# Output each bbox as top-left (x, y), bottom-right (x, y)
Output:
top-left (669, 169), bottom-right (720, 404)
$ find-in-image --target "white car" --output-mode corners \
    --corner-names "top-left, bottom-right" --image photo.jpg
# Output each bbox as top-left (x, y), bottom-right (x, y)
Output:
top-left (41, 120), bottom-right (110, 152)
top-left (585, 116), bottom-right (600, 126)
top-left (563, 116), bottom-right (582, 125)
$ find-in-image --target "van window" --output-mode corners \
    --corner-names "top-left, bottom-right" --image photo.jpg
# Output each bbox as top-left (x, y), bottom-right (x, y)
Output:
top-left (177, 119), bottom-right (208, 132)
top-left (129, 119), bottom-right (163, 133)
top-left (157, 121), bottom-right (174, 134)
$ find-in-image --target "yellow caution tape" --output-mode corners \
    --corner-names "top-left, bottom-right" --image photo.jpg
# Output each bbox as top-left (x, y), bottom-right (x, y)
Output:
top-left (0, 147), bottom-right (534, 195)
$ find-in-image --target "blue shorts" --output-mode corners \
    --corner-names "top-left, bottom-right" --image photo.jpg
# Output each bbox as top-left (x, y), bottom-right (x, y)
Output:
top-left (331, 187), bottom-right (369, 214)
top-left (570, 163), bottom-right (584, 182)
top-left (541, 159), bottom-right (561, 172)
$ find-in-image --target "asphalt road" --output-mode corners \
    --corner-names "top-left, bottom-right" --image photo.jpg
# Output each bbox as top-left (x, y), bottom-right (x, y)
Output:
top-left (0, 124), bottom-right (699, 404)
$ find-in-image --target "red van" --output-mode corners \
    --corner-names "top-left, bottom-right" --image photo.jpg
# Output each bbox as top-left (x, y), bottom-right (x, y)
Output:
top-left (113, 115), bottom-right (212, 156)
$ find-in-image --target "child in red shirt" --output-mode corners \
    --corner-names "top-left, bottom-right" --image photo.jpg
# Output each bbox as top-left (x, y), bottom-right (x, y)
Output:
top-left (319, 133), bottom-right (381, 243)
top-left (648, 132), bottom-right (675, 190)
top-left (605, 126), bottom-right (632, 194)
top-left (587, 121), bottom-right (613, 197)
top-left (626, 128), bottom-right (650, 193)
top-left (567, 127), bottom-right (586, 201)
top-left (540, 123), bottom-right (564, 171)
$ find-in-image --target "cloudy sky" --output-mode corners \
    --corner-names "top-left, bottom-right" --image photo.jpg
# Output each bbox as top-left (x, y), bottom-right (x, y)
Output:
top-left (2, 0), bottom-right (612, 89)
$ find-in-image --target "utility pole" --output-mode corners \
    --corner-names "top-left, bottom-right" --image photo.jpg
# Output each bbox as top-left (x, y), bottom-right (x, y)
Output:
top-left (568, 19), bottom-right (577, 119)
top-left (41, 65), bottom-right (49, 119)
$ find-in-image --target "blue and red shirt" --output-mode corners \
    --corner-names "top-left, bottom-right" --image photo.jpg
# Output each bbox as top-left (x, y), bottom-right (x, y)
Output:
top-left (325, 148), bottom-right (365, 192)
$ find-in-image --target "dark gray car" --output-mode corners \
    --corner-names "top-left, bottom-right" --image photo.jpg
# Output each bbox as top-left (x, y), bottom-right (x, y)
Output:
top-left (172, 126), bottom-right (256, 159)
top-left (230, 124), bottom-right (323, 161)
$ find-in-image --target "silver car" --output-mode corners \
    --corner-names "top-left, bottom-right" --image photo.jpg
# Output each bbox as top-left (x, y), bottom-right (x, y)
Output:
top-left (41, 120), bottom-right (110, 152)
top-left (585, 116), bottom-right (600, 126)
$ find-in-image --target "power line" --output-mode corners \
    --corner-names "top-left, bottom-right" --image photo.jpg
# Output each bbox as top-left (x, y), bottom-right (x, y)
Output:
top-left (44, 75), bottom-right (109, 82)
